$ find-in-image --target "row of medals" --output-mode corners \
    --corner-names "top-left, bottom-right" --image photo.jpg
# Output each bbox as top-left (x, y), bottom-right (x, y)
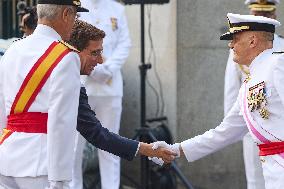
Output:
top-left (247, 80), bottom-right (270, 119)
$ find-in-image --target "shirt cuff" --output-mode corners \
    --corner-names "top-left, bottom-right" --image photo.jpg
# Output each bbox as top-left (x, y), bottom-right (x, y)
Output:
top-left (135, 142), bottom-right (141, 156)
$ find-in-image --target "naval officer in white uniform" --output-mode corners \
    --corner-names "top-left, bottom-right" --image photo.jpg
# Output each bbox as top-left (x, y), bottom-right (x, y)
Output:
top-left (224, 1), bottom-right (284, 189)
top-left (153, 13), bottom-right (284, 189)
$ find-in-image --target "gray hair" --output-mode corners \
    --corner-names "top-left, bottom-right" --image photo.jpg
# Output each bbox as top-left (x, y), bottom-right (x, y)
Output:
top-left (37, 4), bottom-right (74, 20)
top-left (257, 31), bottom-right (274, 42)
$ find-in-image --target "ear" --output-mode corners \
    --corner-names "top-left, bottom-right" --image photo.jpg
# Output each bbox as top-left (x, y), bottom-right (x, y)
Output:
top-left (79, 51), bottom-right (87, 62)
top-left (249, 34), bottom-right (257, 48)
top-left (62, 8), bottom-right (69, 23)
top-left (79, 52), bottom-right (86, 70)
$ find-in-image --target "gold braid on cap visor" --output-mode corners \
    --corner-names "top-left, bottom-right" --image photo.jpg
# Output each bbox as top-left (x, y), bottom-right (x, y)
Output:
top-left (248, 4), bottom-right (276, 11)
top-left (229, 26), bottom-right (250, 33)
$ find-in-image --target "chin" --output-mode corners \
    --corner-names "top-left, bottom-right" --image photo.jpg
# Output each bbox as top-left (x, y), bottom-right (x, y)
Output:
top-left (86, 70), bottom-right (92, 75)
top-left (233, 57), bottom-right (240, 64)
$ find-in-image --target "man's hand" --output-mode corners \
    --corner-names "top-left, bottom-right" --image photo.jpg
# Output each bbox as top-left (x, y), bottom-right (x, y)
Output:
top-left (152, 141), bottom-right (181, 158)
top-left (138, 142), bottom-right (176, 164)
top-left (148, 141), bottom-right (183, 166)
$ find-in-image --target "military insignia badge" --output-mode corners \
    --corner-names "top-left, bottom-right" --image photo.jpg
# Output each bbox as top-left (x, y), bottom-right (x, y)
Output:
top-left (247, 81), bottom-right (270, 119)
top-left (111, 17), bottom-right (118, 31)
top-left (73, 0), bottom-right (82, 6)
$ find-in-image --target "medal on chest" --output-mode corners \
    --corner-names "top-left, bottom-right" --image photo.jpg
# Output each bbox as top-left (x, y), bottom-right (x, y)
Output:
top-left (110, 17), bottom-right (118, 31)
top-left (247, 81), bottom-right (270, 119)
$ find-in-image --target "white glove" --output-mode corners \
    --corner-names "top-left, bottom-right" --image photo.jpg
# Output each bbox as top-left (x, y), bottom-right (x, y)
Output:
top-left (170, 143), bottom-right (181, 158)
top-left (152, 141), bottom-right (181, 158)
top-left (148, 156), bottom-right (164, 166)
top-left (148, 141), bottom-right (169, 166)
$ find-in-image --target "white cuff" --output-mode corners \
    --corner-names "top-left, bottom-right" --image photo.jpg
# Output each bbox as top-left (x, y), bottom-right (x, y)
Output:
top-left (135, 142), bottom-right (141, 156)
top-left (180, 139), bottom-right (199, 162)
top-left (46, 181), bottom-right (70, 189)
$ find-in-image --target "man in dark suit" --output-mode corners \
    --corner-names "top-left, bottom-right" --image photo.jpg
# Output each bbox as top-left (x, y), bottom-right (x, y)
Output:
top-left (68, 20), bottom-right (176, 189)
top-left (6, 16), bottom-right (175, 189)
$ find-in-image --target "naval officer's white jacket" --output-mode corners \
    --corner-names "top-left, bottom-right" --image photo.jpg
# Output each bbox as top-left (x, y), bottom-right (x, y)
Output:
top-left (224, 34), bottom-right (284, 114)
top-left (0, 24), bottom-right (81, 181)
top-left (79, 0), bottom-right (131, 97)
top-left (181, 49), bottom-right (284, 189)
top-left (0, 38), bottom-right (17, 58)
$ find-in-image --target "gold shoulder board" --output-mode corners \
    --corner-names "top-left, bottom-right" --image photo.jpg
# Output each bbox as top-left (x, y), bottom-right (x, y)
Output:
top-left (59, 40), bottom-right (80, 53)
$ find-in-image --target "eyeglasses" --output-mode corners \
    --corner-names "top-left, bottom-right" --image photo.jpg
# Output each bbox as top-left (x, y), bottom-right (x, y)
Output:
top-left (90, 49), bottom-right (103, 57)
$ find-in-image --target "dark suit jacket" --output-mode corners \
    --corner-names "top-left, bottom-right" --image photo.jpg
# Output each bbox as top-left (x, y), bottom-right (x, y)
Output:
top-left (76, 87), bottom-right (139, 161)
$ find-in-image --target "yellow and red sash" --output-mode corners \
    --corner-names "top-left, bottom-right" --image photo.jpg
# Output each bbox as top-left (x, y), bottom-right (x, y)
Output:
top-left (0, 41), bottom-right (71, 145)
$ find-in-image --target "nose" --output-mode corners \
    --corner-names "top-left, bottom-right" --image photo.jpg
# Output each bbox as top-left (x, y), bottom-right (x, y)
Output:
top-left (97, 55), bottom-right (104, 64)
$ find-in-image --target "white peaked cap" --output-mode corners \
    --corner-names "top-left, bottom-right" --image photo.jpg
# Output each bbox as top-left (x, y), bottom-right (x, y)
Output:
top-left (245, 0), bottom-right (280, 5)
top-left (245, 0), bottom-right (280, 11)
top-left (220, 13), bottom-right (280, 40)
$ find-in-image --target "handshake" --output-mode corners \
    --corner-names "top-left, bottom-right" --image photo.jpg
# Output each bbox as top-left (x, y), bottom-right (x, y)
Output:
top-left (139, 141), bottom-right (182, 166)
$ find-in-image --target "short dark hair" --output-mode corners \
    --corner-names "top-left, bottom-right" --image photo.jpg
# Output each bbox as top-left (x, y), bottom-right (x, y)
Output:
top-left (68, 20), bottom-right (105, 51)
top-left (20, 6), bottom-right (38, 30)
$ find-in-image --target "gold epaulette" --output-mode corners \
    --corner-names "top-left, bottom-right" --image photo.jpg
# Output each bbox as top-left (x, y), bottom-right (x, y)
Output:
top-left (59, 40), bottom-right (80, 53)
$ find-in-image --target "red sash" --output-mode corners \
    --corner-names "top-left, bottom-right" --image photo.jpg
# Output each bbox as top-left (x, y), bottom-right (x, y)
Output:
top-left (258, 142), bottom-right (284, 156)
top-left (0, 41), bottom-right (71, 145)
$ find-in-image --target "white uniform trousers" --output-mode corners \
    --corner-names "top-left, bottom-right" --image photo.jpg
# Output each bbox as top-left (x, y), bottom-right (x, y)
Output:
top-left (70, 133), bottom-right (86, 189)
top-left (261, 155), bottom-right (284, 189)
top-left (0, 175), bottom-right (48, 189)
top-left (243, 133), bottom-right (265, 189)
top-left (88, 96), bottom-right (122, 189)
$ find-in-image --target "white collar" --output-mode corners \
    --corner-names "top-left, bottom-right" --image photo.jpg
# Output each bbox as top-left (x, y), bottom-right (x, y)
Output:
top-left (91, 0), bottom-right (104, 8)
top-left (33, 24), bottom-right (62, 41)
top-left (249, 48), bottom-right (274, 75)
